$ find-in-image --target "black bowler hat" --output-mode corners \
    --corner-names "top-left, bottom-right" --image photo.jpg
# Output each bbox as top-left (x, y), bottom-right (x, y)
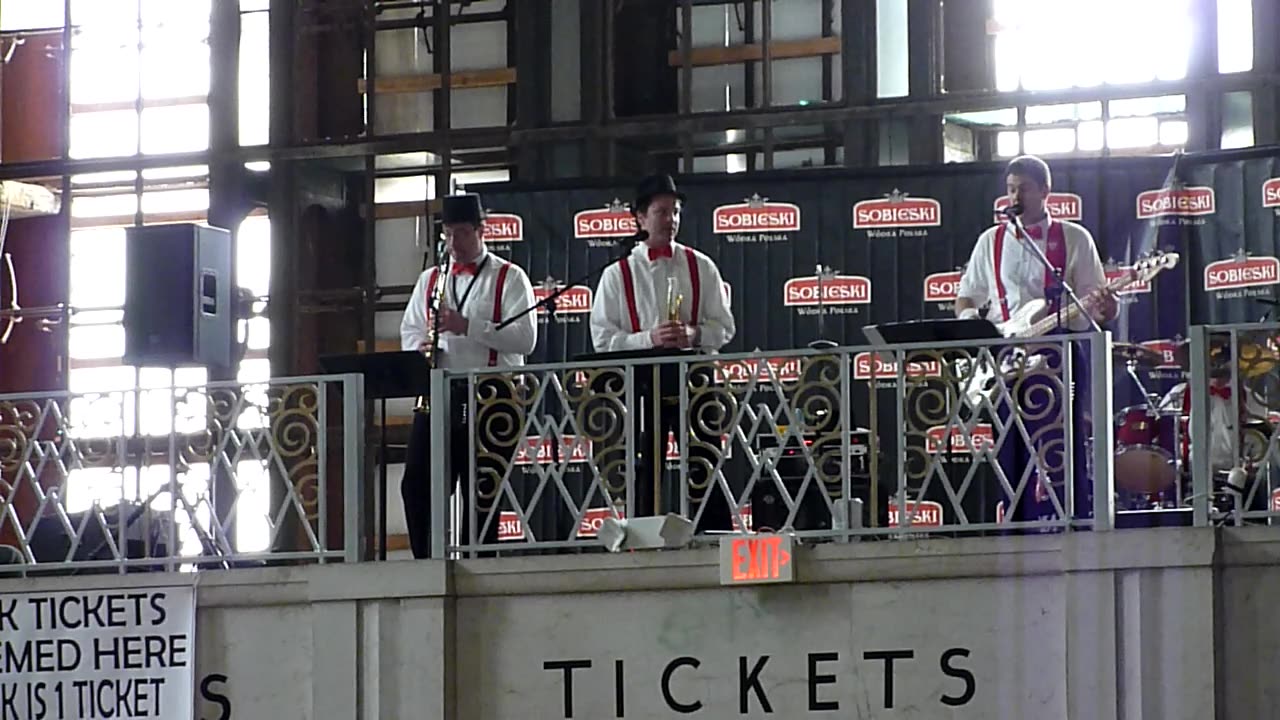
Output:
top-left (634, 174), bottom-right (686, 212)
top-left (441, 193), bottom-right (484, 224)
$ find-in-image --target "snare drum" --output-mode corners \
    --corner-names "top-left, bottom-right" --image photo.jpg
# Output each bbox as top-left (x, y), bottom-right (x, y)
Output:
top-left (1114, 405), bottom-right (1178, 494)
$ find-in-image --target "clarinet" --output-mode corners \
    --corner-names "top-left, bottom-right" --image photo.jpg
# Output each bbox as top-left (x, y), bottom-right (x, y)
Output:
top-left (416, 246), bottom-right (451, 414)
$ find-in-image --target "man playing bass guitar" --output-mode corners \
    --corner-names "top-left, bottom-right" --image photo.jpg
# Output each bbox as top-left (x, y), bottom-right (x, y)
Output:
top-left (954, 155), bottom-right (1118, 525)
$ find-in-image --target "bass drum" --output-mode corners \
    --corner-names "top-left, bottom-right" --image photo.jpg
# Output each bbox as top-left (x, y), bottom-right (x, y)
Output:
top-left (1114, 404), bottom-right (1178, 495)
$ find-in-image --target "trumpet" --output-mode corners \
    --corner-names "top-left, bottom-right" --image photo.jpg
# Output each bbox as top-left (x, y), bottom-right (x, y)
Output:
top-left (665, 277), bottom-right (684, 324)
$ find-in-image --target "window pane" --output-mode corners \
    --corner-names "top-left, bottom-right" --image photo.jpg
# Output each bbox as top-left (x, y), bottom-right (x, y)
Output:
top-left (72, 171), bottom-right (138, 186)
top-left (69, 365), bottom-right (136, 393)
top-left (71, 0), bottom-right (136, 30)
top-left (1023, 128), bottom-right (1077, 155)
top-left (239, 10), bottom-right (270, 146)
top-left (1159, 120), bottom-right (1189, 146)
top-left (141, 165), bottom-right (210, 181)
top-left (1026, 102), bottom-right (1102, 125)
top-left (70, 111), bottom-right (139, 159)
top-left (245, 317), bottom-right (270, 350)
top-left (374, 176), bottom-right (436, 204)
top-left (237, 358), bottom-right (271, 383)
top-left (996, 131), bottom-right (1020, 157)
top-left (72, 194), bottom-right (137, 219)
top-left (140, 0), bottom-right (211, 38)
top-left (1218, 0), bottom-right (1253, 73)
top-left (1, 1), bottom-right (65, 30)
top-left (69, 324), bottom-right (126, 359)
top-left (70, 47), bottom-right (140, 105)
top-left (1110, 95), bottom-right (1185, 118)
top-left (141, 43), bottom-right (210, 99)
top-left (943, 108), bottom-right (1018, 126)
top-left (236, 216), bottom-right (271, 297)
top-left (141, 188), bottom-right (210, 215)
top-left (1221, 90), bottom-right (1254, 149)
top-left (875, 0), bottom-right (909, 98)
top-left (70, 228), bottom-right (127, 307)
top-left (992, 0), bottom-right (1191, 90)
top-left (1078, 121), bottom-right (1105, 151)
top-left (240, 0), bottom-right (270, 10)
top-left (1106, 117), bottom-right (1159, 149)
top-left (140, 105), bottom-right (210, 155)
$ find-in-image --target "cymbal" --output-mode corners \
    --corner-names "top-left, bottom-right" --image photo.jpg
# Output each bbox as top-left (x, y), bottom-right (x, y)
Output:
top-left (1113, 342), bottom-right (1164, 368)
top-left (1170, 337), bottom-right (1280, 379)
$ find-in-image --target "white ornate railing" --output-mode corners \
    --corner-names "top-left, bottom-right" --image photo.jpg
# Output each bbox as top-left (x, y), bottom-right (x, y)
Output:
top-left (0, 373), bottom-right (364, 574)
top-left (429, 333), bottom-right (1116, 556)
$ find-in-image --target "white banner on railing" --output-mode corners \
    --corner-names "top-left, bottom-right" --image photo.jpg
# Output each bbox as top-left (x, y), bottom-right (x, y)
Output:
top-left (0, 585), bottom-right (196, 720)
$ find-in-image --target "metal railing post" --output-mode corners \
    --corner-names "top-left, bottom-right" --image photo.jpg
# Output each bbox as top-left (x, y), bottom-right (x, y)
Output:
top-left (1188, 325), bottom-right (1211, 527)
top-left (1090, 331), bottom-right (1114, 531)
top-left (429, 369), bottom-right (451, 559)
top-left (343, 373), bottom-right (365, 563)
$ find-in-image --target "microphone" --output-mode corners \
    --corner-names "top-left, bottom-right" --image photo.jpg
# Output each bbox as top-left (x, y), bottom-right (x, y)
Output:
top-left (1001, 203), bottom-right (1023, 220)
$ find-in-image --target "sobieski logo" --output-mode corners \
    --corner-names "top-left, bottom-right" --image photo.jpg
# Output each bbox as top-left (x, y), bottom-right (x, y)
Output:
top-left (853, 352), bottom-right (942, 382)
top-left (923, 270), bottom-right (962, 303)
top-left (888, 500), bottom-right (943, 528)
top-left (1139, 339), bottom-right (1183, 370)
top-left (717, 356), bottom-right (802, 384)
top-left (1264, 178), bottom-right (1280, 209)
top-left (1136, 185), bottom-right (1216, 219)
top-left (1104, 261), bottom-right (1151, 297)
top-left (852, 189), bottom-right (942, 233)
top-left (924, 424), bottom-right (995, 455)
top-left (574, 199), bottom-right (637, 244)
top-left (482, 212), bottom-right (523, 243)
top-left (993, 193), bottom-right (1082, 222)
top-left (532, 284), bottom-right (592, 314)
top-left (713, 193), bottom-right (800, 235)
top-left (1204, 253), bottom-right (1280, 292)
top-left (783, 275), bottom-right (871, 306)
top-left (513, 436), bottom-right (592, 465)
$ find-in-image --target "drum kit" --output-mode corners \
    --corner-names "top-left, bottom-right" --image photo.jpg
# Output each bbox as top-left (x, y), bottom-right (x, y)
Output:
top-left (1110, 337), bottom-right (1280, 512)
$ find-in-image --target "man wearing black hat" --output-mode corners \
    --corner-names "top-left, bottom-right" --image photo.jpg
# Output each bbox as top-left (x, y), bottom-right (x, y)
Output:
top-left (589, 174), bottom-right (736, 533)
top-left (399, 193), bottom-right (537, 557)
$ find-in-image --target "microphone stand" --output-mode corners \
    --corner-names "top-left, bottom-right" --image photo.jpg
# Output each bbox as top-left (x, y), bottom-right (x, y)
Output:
top-left (1004, 209), bottom-right (1159, 418)
top-left (493, 231), bottom-right (648, 468)
top-left (495, 231), bottom-right (647, 332)
top-left (809, 263), bottom-right (838, 350)
top-left (1004, 210), bottom-right (1100, 335)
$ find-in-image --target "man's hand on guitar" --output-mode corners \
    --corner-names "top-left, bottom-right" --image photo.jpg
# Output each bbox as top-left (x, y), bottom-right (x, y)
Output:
top-left (1091, 289), bottom-right (1119, 324)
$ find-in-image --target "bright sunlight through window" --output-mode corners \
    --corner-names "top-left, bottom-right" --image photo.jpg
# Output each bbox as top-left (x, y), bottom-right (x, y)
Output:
top-left (992, 0), bottom-right (1193, 91)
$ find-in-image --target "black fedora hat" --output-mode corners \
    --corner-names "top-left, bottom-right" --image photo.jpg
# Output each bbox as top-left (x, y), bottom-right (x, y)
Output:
top-left (441, 193), bottom-right (484, 224)
top-left (633, 174), bottom-right (686, 212)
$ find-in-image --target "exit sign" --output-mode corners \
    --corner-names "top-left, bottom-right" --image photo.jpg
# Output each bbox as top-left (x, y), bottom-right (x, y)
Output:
top-left (719, 533), bottom-right (795, 585)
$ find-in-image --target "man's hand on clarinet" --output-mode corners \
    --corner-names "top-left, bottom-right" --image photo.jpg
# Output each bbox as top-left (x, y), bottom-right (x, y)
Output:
top-left (438, 307), bottom-right (470, 335)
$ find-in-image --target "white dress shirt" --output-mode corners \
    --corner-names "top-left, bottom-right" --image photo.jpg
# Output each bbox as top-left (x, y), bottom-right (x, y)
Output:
top-left (590, 241), bottom-right (735, 352)
top-left (957, 217), bottom-right (1106, 332)
top-left (400, 250), bottom-right (537, 369)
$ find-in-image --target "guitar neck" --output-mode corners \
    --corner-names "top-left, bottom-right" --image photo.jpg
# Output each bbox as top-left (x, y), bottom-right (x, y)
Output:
top-left (1021, 272), bottom-right (1131, 338)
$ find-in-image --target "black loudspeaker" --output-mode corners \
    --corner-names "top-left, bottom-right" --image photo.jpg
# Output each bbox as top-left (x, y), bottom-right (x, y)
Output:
top-left (124, 223), bottom-right (233, 368)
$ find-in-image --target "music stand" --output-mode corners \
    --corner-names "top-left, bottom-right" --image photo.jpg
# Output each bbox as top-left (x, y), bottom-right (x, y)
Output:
top-left (319, 351), bottom-right (431, 560)
top-left (862, 318), bottom-right (1000, 346)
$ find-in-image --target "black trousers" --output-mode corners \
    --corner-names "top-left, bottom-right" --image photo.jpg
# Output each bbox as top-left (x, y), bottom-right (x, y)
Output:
top-left (998, 341), bottom-right (1094, 523)
top-left (401, 378), bottom-right (521, 558)
top-left (590, 364), bottom-right (733, 533)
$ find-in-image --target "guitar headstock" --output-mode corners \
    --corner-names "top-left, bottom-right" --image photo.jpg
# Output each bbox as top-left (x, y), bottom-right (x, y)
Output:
top-left (1130, 250), bottom-right (1180, 283)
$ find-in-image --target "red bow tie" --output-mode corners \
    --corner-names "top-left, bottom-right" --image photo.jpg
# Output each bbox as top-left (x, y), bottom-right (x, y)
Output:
top-left (452, 262), bottom-right (479, 276)
top-left (648, 245), bottom-right (674, 262)
top-left (1209, 384), bottom-right (1232, 400)
top-left (1025, 225), bottom-right (1044, 240)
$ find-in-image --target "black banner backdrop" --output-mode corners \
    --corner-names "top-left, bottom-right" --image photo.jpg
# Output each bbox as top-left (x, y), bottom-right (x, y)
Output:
top-left (475, 146), bottom-right (1280, 415)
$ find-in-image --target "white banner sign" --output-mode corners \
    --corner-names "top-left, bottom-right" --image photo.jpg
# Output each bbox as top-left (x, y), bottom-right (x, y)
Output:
top-left (0, 585), bottom-right (196, 720)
